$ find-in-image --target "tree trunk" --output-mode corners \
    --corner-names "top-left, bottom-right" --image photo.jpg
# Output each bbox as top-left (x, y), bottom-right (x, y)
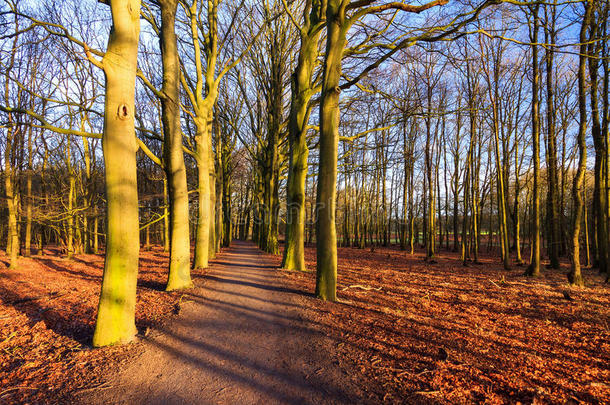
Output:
top-left (24, 126), bottom-right (33, 257)
top-left (93, 207), bottom-right (99, 254)
top-left (315, 0), bottom-right (346, 301)
top-left (215, 120), bottom-right (224, 253)
top-left (4, 127), bottom-right (19, 267)
top-left (3, 45), bottom-right (19, 267)
top-left (514, 137), bottom-right (523, 265)
top-left (193, 114), bottom-right (211, 270)
top-left (568, 0), bottom-right (591, 287)
top-left (282, 1), bottom-right (322, 270)
top-left (67, 172), bottom-right (75, 259)
top-left (163, 177), bottom-right (169, 252)
top-left (588, 17), bottom-right (609, 276)
top-left (160, 0), bottom-right (193, 290)
top-left (545, 5), bottom-right (560, 269)
top-left (526, 4), bottom-right (541, 277)
top-left (209, 131), bottom-right (217, 259)
top-left (93, 0), bottom-right (142, 347)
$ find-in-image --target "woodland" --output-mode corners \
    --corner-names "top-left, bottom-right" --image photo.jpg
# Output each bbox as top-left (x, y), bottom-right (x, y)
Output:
top-left (0, 0), bottom-right (609, 403)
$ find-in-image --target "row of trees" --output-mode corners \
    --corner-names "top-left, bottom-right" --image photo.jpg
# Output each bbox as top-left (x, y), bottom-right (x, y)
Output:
top-left (1, 0), bottom-right (608, 346)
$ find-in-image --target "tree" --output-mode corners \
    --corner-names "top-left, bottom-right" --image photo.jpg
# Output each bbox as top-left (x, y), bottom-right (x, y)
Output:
top-left (315, 0), bottom-right (449, 301)
top-left (158, 0), bottom-right (193, 291)
top-left (2, 11), bottom-right (21, 268)
top-left (544, 2), bottom-right (560, 269)
top-left (92, 0), bottom-right (142, 347)
top-left (175, 0), bottom-right (252, 269)
top-left (479, 27), bottom-right (510, 270)
top-left (587, 0), bottom-right (609, 277)
top-left (281, 0), bottom-right (325, 271)
top-left (525, 3), bottom-right (541, 277)
top-left (568, 0), bottom-right (592, 287)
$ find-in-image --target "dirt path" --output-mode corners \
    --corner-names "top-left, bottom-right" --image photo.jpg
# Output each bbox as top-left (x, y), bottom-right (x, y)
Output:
top-left (80, 241), bottom-right (364, 405)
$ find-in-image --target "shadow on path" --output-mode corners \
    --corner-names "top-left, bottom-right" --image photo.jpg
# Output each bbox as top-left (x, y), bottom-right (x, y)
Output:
top-left (81, 240), bottom-right (365, 405)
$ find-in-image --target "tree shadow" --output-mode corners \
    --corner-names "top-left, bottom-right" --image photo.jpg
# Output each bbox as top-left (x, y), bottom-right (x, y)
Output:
top-left (211, 260), bottom-right (279, 270)
top-left (203, 274), bottom-right (313, 297)
top-left (0, 281), bottom-right (95, 345)
top-left (138, 256), bottom-right (167, 266)
top-left (37, 258), bottom-right (102, 282)
top-left (137, 279), bottom-right (166, 291)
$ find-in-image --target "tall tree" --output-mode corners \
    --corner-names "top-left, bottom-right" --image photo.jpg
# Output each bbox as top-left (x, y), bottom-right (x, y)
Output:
top-left (526, 3), bottom-right (541, 277)
top-left (2, 15), bottom-right (20, 268)
top-left (92, 0), bottom-right (142, 347)
top-left (544, 3), bottom-right (560, 269)
top-left (568, 0), bottom-right (592, 287)
top-left (159, 0), bottom-right (193, 290)
top-left (315, 0), bottom-right (449, 300)
top-left (281, 0), bottom-right (325, 271)
top-left (587, 1), bottom-right (609, 276)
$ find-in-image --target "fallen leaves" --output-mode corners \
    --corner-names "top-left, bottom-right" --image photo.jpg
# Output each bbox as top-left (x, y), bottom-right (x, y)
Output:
top-left (0, 247), bottom-right (205, 404)
top-left (1, 244), bottom-right (608, 404)
top-left (272, 245), bottom-right (610, 404)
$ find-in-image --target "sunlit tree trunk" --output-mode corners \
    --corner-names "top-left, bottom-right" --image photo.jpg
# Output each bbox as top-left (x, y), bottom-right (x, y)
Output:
top-left (221, 141), bottom-right (232, 247)
top-left (67, 162), bottom-right (75, 259)
top-left (513, 134), bottom-right (523, 266)
top-left (568, 0), bottom-right (591, 287)
top-left (193, 114), bottom-right (211, 269)
top-left (315, 0), bottom-right (345, 301)
top-left (160, 0), bottom-right (193, 290)
top-left (93, 0), bottom-right (142, 347)
top-left (483, 45), bottom-right (510, 270)
top-left (180, 0), bottom-right (229, 268)
top-left (214, 118), bottom-right (224, 253)
top-left (4, 126), bottom-right (19, 267)
top-left (82, 133), bottom-right (93, 254)
top-left (584, 173), bottom-right (591, 267)
top-left (163, 177), bottom-right (169, 252)
top-left (452, 108), bottom-right (462, 252)
top-left (424, 89), bottom-right (436, 260)
top-left (462, 135), bottom-right (472, 265)
top-left (544, 4), bottom-right (560, 269)
top-left (472, 126), bottom-right (481, 262)
top-left (24, 125), bottom-right (33, 257)
top-left (93, 209), bottom-right (99, 254)
top-left (209, 131), bottom-right (217, 259)
top-left (587, 12), bottom-right (609, 276)
top-left (282, 0), bottom-right (323, 271)
top-left (526, 4), bottom-right (541, 277)
top-left (3, 28), bottom-right (20, 268)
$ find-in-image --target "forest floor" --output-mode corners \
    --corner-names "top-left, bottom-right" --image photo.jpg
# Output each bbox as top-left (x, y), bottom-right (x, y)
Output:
top-left (267, 244), bottom-right (610, 404)
top-left (0, 245), bottom-right (194, 404)
top-left (0, 242), bottom-right (363, 405)
top-left (0, 242), bottom-right (609, 404)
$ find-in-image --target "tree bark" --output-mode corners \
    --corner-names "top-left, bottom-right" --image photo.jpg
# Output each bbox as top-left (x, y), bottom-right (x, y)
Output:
top-left (282, 0), bottom-right (323, 271)
top-left (526, 4), bottom-right (541, 277)
top-left (160, 0), bottom-right (193, 291)
top-left (544, 5), bottom-right (560, 269)
top-left (568, 0), bottom-right (591, 287)
top-left (315, 0), bottom-right (345, 301)
top-left (93, 0), bottom-right (142, 347)
top-left (193, 113), bottom-right (211, 270)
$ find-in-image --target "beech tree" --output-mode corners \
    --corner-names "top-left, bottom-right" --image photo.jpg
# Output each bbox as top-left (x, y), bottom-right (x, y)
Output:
top-left (155, 0), bottom-right (193, 291)
top-left (568, 0), bottom-right (591, 287)
top-left (587, 0), bottom-right (609, 278)
top-left (525, 3), bottom-right (541, 277)
top-left (281, 0), bottom-right (325, 271)
top-left (93, 0), bottom-right (142, 347)
top-left (315, 0), bottom-right (462, 300)
top-left (2, 11), bottom-right (21, 269)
